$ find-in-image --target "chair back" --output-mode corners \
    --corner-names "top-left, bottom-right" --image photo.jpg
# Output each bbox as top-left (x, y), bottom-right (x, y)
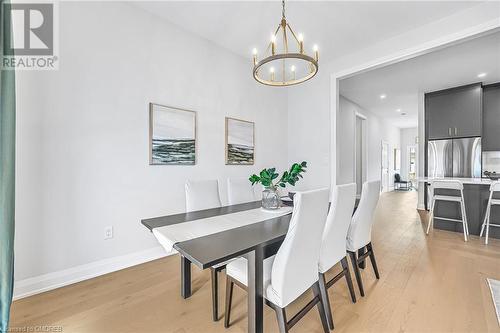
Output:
top-left (490, 181), bottom-right (500, 192)
top-left (227, 178), bottom-right (255, 205)
top-left (346, 180), bottom-right (380, 252)
top-left (319, 183), bottom-right (356, 273)
top-left (185, 180), bottom-right (221, 212)
top-left (394, 173), bottom-right (401, 182)
top-left (270, 188), bottom-right (330, 307)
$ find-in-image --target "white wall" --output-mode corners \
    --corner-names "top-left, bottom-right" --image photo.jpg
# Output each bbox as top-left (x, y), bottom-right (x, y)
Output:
top-left (287, 70), bottom-right (331, 191)
top-left (287, 2), bottom-right (500, 190)
top-left (400, 127), bottom-right (418, 181)
top-left (337, 96), bottom-right (400, 188)
top-left (14, 2), bottom-right (288, 284)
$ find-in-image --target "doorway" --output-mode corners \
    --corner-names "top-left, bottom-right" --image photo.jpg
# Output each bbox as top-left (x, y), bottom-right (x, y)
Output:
top-left (407, 144), bottom-right (418, 189)
top-left (381, 141), bottom-right (389, 192)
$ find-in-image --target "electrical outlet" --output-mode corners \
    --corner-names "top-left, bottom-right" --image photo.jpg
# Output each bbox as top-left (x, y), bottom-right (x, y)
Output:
top-left (104, 226), bottom-right (113, 240)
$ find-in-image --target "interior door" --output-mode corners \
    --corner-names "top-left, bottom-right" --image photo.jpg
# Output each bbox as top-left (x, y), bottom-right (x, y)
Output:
top-left (381, 142), bottom-right (389, 192)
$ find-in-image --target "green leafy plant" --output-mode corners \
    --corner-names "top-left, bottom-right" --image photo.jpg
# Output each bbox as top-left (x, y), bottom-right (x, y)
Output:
top-left (249, 161), bottom-right (307, 188)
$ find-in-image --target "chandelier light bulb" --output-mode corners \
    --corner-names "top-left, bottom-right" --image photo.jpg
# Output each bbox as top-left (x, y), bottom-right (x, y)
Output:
top-left (271, 34), bottom-right (276, 55)
top-left (313, 44), bottom-right (319, 61)
top-left (252, 48), bottom-right (258, 55)
top-left (270, 67), bottom-right (275, 73)
top-left (298, 33), bottom-right (304, 54)
top-left (291, 65), bottom-right (296, 72)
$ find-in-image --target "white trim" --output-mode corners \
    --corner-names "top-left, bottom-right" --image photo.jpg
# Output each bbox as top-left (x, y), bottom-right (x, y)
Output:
top-left (13, 246), bottom-right (172, 300)
top-left (332, 19), bottom-right (500, 80)
top-left (354, 113), bottom-right (367, 195)
top-left (355, 111), bottom-right (367, 120)
top-left (381, 140), bottom-right (390, 193)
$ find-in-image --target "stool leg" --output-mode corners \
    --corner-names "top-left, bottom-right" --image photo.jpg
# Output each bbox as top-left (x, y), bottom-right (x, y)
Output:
top-left (485, 206), bottom-right (491, 245)
top-left (427, 198), bottom-right (435, 235)
top-left (481, 196), bottom-right (492, 239)
top-left (460, 201), bottom-right (468, 242)
top-left (480, 204), bottom-right (489, 238)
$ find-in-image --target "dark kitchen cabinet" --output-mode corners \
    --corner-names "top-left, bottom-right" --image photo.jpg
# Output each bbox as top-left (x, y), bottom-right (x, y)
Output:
top-left (483, 84), bottom-right (500, 151)
top-left (426, 83), bottom-right (482, 140)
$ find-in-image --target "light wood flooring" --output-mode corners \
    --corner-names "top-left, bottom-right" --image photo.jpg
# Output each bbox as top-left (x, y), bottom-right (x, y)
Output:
top-left (10, 190), bottom-right (500, 332)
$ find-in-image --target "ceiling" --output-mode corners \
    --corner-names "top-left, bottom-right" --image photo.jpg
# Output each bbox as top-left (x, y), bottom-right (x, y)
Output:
top-left (133, 1), bottom-right (479, 63)
top-left (340, 31), bottom-right (500, 128)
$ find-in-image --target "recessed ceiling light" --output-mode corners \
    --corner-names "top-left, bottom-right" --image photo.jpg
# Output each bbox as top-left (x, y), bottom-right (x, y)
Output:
top-left (478, 73), bottom-right (487, 78)
top-left (380, 94), bottom-right (386, 99)
top-left (396, 109), bottom-right (401, 112)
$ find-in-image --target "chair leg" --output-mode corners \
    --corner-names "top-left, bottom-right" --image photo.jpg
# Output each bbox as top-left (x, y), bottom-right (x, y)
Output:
top-left (348, 251), bottom-right (364, 297)
top-left (312, 282), bottom-right (330, 333)
top-left (210, 268), bottom-right (219, 321)
top-left (272, 305), bottom-right (288, 333)
top-left (224, 277), bottom-right (234, 328)
top-left (426, 198), bottom-right (435, 235)
top-left (358, 247), bottom-right (366, 269)
top-left (341, 256), bottom-right (356, 303)
top-left (318, 273), bottom-right (334, 330)
top-left (366, 243), bottom-right (380, 279)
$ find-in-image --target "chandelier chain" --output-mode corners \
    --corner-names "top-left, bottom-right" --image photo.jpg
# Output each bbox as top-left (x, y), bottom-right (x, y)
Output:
top-left (282, 0), bottom-right (285, 18)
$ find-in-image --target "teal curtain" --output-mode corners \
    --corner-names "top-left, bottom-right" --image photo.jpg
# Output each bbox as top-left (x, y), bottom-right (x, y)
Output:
top-left (0, 0), bottom-right (16, 331)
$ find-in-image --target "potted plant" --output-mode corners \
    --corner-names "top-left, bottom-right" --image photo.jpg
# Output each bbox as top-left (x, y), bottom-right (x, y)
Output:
top-left (249, 161), bottom-right (307, 210)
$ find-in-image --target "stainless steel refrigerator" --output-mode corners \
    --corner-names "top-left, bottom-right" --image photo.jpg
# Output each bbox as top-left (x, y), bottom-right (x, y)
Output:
top-left (427, 137), bottom-right (482, 178)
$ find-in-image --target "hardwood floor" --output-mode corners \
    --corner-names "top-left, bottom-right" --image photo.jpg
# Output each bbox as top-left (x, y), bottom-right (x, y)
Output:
top-left (10, 191), bottom-right (500, 332)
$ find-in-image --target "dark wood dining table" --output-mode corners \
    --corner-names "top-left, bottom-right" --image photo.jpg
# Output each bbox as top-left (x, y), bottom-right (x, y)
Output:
top-left (141, 199), bottom-right (359, 333)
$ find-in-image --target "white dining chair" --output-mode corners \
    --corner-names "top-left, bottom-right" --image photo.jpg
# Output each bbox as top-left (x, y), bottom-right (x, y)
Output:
top-left (227, 178), bottom-right (256, 205)
top-left (480, 181), bottom-right (500, 245)
top-left (346, 180), bottom-right (381, 297)
top-left (317, 183), bottom-right (357, 330)
top-left (426, 180), bottom-right (469, 241)
top-left (185, 179), bottom-right (222, 212)
top-left (185, 179), bottom-right (225, 321)
top-left (224, 189), bottom-right (331, 333)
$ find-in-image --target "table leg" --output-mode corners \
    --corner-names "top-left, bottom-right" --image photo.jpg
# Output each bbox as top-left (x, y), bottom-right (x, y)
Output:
top-left (246, 247), bottom-right (264, 333)
top-left (181, 255), bottom-right (192, 299)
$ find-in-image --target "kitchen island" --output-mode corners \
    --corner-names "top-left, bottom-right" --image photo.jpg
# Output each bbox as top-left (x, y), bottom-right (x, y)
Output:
top-left (419, 177), bottom-right (500, 239)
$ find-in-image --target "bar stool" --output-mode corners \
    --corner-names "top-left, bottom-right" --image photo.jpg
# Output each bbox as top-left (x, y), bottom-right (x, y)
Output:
top-left (479, 181), bottom-right (500, 245)
top-left (426, 180), bottom-right (469, 241)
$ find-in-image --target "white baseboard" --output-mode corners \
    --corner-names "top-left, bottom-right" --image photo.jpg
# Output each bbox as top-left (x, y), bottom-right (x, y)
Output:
top-left (13, 246), bottom-right (172, 300)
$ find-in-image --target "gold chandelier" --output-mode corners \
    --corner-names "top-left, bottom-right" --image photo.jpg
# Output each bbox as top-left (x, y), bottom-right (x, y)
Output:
top-left (252, 0), bottom-right (319, 87)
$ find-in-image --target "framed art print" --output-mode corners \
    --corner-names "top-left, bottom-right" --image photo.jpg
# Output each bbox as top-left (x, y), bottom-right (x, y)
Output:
top-left (149, 103), bottom-right (196, 165)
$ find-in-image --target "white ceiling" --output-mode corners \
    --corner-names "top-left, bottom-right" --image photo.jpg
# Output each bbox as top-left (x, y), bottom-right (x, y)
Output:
top-left (340, 31), bottom-right (500, 128)
top-left (133, 1), bottom-right (479, 63)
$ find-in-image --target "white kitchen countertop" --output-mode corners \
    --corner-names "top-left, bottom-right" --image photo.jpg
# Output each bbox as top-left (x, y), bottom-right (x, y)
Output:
top-left (418, 177), bottom-right (497, 185)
